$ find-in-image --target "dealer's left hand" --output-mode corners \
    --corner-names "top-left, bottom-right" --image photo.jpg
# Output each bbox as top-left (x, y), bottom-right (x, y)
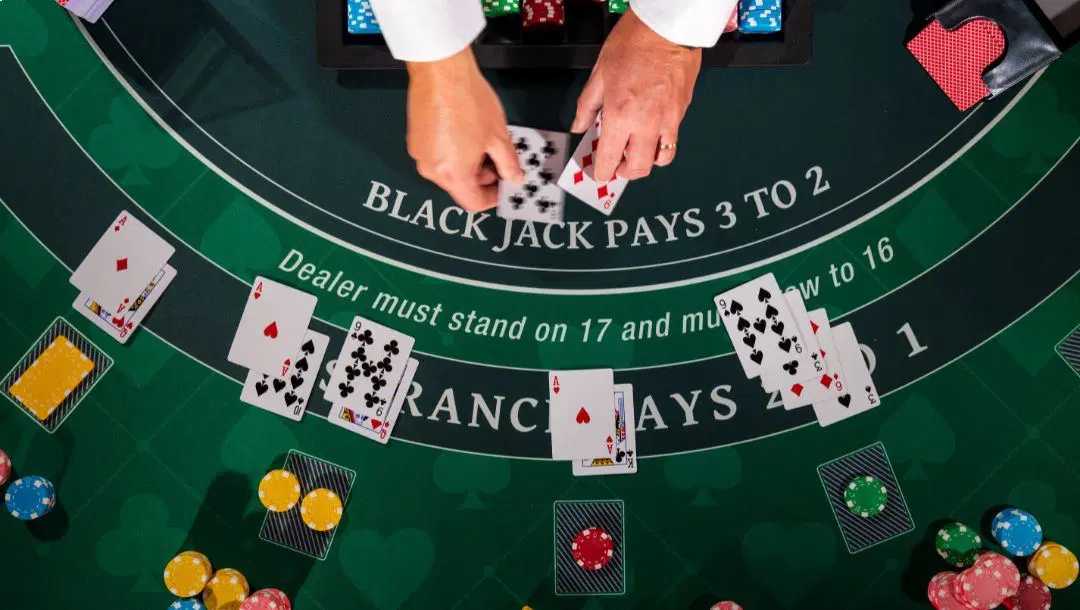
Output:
top-left (571, 6), bottom-right (703, 182)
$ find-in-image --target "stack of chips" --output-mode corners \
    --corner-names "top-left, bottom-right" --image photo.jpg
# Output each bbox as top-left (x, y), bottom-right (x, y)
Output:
top-left (240, 588), bottom-right (292, 610)
top-left (164, 551), bottom-right (213, 598)
top-left (738, 0), bottom-right (782, 34)
top-left (483, 0), bottom-right (520, 17)
top-left (347, 0), bottom-right (380, 34)
top-left (608, 0), bottom-right (628, 14)
top-left (993, 509), bottom-right (1044, 557)
top-left (936, 522), bottom-right (983, 568)
top-left (1028, 542), bottom-right (1079, 589)
top-left (0, 449), bottom-right (11, 487)
top-left (522, 0), bottom-right (565, 28)
top-left (204, 568), bottom-right (250, 610)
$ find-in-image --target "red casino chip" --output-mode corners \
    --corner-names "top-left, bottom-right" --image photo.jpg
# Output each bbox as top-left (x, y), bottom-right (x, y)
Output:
top-left (522, 0), bottom-right (566, 28)
top-left (571, 527), bottom-right (614, 570)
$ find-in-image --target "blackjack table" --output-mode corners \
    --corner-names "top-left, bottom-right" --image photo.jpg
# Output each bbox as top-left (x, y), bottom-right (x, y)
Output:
top-left (1, 1), bottom-right (1079, 609)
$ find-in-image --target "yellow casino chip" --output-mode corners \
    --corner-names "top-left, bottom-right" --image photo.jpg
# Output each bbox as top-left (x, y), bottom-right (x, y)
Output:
top-left (258, 469), bottom-right (301, 512)
top-left (164, 550), bottom-right (213, 597)
top-left (1029, 542), bottom-right (1079, 589)
top-left (300, 488), bottom-right (343, 532)
top-left (9, 336), bottom-right (94, 421)
top-left (203, 568), bottom-right (249, 610)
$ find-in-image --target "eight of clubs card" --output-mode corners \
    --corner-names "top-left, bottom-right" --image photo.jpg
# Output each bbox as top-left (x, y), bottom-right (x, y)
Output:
top-left (548, 369), bottom-right (617, 460)
top-left (573, 384), bottom-right (637, 476)
top-left (323, 316), bottom-right (414, 412)
top-left (240, 331), bottom-right (329, 421)
top-left (714, 273), bottom-right (816, 381)
top-left (72, 264), bottom-right (176, 344)
top-left (227, 277), bottom-right (317, 377)
top-left (497, 126), bottom-right (569, 224)
top-left (812, 322), bottom-right (881, 426)
top-left (557, 116), bottom-right (628, 216)
top-left (70, 210), bottom-right (175, 313)
top-left (329, 357), bottom-right (418, 444)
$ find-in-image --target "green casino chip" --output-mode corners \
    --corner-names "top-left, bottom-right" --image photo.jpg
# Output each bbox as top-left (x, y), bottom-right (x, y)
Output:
top-left (935, 522), bottom-right (982, 568)
top-left (608, 0), bottom-right (629, 14)
top-left (843, 475), bottom-right (887, 518)
top-left (482, 0), bottom-right (520, 17)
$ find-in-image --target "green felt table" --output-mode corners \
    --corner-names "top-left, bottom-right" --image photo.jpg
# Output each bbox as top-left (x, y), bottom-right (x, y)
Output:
top-left (0, 1), bottom-right (1079, 609)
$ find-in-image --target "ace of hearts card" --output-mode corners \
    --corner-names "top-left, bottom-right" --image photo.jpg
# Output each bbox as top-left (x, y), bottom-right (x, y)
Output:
top-left (548, 368), bottom-right (617, 461)
top-left (227, 277), bottom-right (318, 377)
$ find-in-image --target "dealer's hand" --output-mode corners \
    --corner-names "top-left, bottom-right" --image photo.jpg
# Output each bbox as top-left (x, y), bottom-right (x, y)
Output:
top-left (406, 48), bottom-right (524, 212)
top-left (571, 7), bottom-right (702, 181)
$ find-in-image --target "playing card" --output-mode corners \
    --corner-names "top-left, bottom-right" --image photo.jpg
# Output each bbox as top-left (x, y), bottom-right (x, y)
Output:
top-left (557, 116), bottom-right (629, 216)
top-left (328, 357), bottom-right (418, 444)
top-left (713, 273), bottom-right (817, 381)
top-left (497, 126), bottom-right (569, 225)
top-left (56, 0), bottom-right (96, 17)
top-left (70, 211), bottom-right (175, 315)
top-left (227, 277), bottom-right (317, 377)
top-left (81, 0), bottom-right (116, 22)
top-left (812, 322), bottom-right (881, 426)
top-left (761, 290), bottom-right (826, 392)
top-left (572, 383), bottom-right (637, 476)
top-left (323, 316), bottom-right (415, 413)
top-left (782, 309), bottom-right (845, 410)
top-left (72, 264), bottom-right (176, 344)
top-left (548, 368), bottom-right (617, 461)
top-left (240, 331), bottom-right (329, 421)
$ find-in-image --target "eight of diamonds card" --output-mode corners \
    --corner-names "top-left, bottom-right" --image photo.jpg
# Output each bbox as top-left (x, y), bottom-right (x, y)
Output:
top-left (557, 115), bottom-right (628, 216)
top-left (497, 126), bottom-right (570, 225)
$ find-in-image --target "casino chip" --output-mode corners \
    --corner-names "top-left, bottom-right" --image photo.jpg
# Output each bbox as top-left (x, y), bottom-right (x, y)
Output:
top-left (522, 0), bottom-right (565, 28)
top-left (955, 552), bottom-right (1021, 609)
top-left (258, 470), bottom-right (301, 513)
top-left (1028, 542), bottom-right (1078, 589)
top-left (482, 0), bottom-right (520, 17)
top-left (571, 526), bottom-right (614, 570)
top-left (300, 488), bottom-right (343, 532)
top-left (992, 508), bottom-right (1044, 557)
top-left (240, 588), bottom-right (291, 610)
top-left (0, 449), bottom-right (11, 487)
top-left (4, 475), bottom-right (55, 520)
top-left (169, 599), bottom-right (206, 610)
top-left (1003, 575), bottom-right (1052, 610)
top-left (843, 475), bottom-right (887, 517)
top-left (927, 572), bottom-right (972, 610)
top-left (936, 522), bottom-right (983, 568)
top-left (203, 568), bottom-right (249, 610)
top-left (709, 602), bottom-right (743, 610)
top-left (164, 551), bottom-right (213, 598)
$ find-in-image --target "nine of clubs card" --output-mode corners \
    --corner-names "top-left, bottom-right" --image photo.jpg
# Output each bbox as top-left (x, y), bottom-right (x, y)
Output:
top-left (497, 126), bottom-right (569, 224)
top-left (323, 316), bottom-right (415, 413)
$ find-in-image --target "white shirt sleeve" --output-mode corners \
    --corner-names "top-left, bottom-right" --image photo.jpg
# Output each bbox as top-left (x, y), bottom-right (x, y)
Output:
top-left (368, 0), bottom-right (486, 62)
top-left (630, 0), bottom-right (739, 48)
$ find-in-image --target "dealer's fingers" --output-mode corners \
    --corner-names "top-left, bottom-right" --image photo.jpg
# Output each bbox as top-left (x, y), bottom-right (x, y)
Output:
top-left (487, 132), bottom-right (524, 184)
top-left (616, 131), bottom-right (661, 180)
top-left (571, 73), bottom-right (604, 134)
top-left (654, 125), bottom-right (679, 167)
top-left (593, 118), bottom-right (630, 183)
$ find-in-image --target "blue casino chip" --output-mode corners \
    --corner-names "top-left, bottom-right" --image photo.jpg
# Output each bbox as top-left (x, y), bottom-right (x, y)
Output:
top-left (738, 8), bottom-right (782, 34)
top-left (992, 508), bottom-right (1044, 557)
top-left (347, 0), bottom-right (381, 34)
top-left (169, 599), bottom-right (204, 610)
top-left (5, 475), bottom-right (56, 521)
